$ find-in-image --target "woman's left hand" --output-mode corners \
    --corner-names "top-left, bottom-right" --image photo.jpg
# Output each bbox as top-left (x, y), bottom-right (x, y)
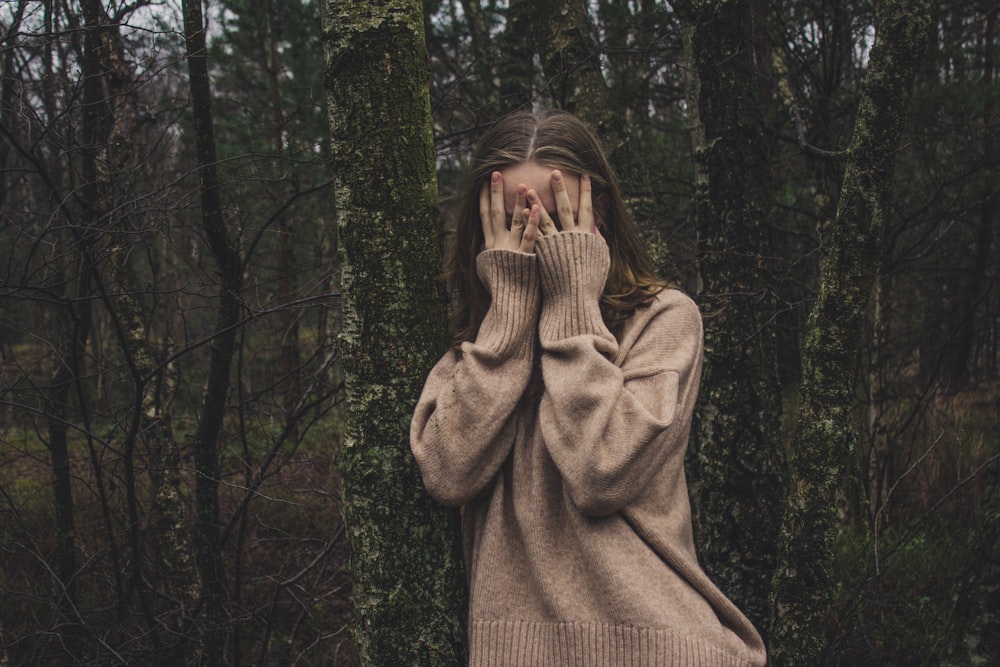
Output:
top-left (527, 170), bottom-right (598, 236)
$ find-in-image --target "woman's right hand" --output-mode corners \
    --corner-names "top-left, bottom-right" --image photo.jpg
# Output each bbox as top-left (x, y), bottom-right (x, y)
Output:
top-left (480, 171), bottom-right (541, 253)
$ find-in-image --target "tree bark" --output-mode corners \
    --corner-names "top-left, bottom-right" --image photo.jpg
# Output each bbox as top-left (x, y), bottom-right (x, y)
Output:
top-left (182, 0), bottom-right (244, 663)
top-left (673, 0), bottom-right (785, 634)
top-left (42, 0), bottom-right (120, 642)
top-left (324, 1), bottom-right (467, 664)
top-left (0, 0), bottom-right (27, 211)
top-left (499, 0), bottom-right (535, 112)
top-left (44, 269), bottom-right (88, 644)
top-left (944, 5), bottom-right (995, 388)
top-left (265, 0), bottom-right (302, 418)
top-left (769, 1), bottom-right (935, 663)
top-left (459, 0), bottom-right (498, 113)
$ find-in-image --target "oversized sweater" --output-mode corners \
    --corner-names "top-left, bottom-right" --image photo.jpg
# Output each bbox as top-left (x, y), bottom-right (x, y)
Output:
top-left (411, 232), bottom-right (767, 666)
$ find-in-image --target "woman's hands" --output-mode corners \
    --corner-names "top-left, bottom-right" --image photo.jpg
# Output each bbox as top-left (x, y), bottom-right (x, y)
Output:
top-left (479, 167), bottom-right (598, 253)
top-left (536, 170), bottom-right (596, 236)
top-left (480, 171), bottom-right (540, 253)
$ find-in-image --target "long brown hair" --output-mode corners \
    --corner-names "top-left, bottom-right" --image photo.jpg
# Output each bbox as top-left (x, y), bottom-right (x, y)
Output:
top-left (448, 110), bottom-right (667, 345)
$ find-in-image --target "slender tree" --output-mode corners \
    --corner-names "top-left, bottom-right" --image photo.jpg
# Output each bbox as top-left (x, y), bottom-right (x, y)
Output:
top-left (324, 0), bottom-right (467, 663)
top-left (769, 0), bottom-right (935, 663)
top-left (0, 0), bottom-right (26, 210)
top-left (182, 0), bottom-right (245, 662)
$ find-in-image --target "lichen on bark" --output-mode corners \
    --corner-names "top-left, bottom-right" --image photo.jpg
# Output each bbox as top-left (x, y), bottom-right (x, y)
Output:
top-left (768, 1), bottom-right (936, 664)
top-left (323, 1), bottom-right (467, 664)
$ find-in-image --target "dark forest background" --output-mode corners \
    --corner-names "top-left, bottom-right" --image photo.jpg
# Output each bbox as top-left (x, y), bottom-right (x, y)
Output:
top-left (0, 0), bottom-right (996, 665)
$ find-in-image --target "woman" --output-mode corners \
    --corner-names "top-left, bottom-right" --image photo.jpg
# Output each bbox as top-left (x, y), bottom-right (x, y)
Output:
top-left (410, 110), bottom-right (767, 666)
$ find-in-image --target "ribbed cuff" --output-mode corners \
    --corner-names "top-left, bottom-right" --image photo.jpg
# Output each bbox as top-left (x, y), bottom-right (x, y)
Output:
top-left (474, 250), bottom-right (540, 358)
top-left (535, 233), bottom-right (610, 343)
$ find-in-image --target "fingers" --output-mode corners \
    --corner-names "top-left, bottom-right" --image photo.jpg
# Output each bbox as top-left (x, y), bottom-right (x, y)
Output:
top-left (578, 174), bottom-right (595, 234)
top-left (489, 171), bottom-right (506, 240)
top-left (517, 206), bottom-right (540, 253)
top-left (510, 184), bottom-right (527, 230)
top-left (551, 170), bottom-right (577, 232)
top-left (526, 189), bottom-right (558, 235)
top-left (481, 172), bottom-right (510, 250)
top-left (537, 209), bottom-right (557, 235)
top-left (481, 172), bottom-right (538, 253)
top-left (480, 169), bottom-right (600, 254)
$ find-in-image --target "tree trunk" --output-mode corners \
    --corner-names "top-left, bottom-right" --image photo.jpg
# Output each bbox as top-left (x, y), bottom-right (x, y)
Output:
top-left (673, 0), bottom-right (785, 634)
top-left (866, 273), bottom-right (892, 537)
top-left (499, 0), bottom-right (535, 112)
top-left (324, 0), bottom-right (467, 664)
top-left (42, 0), bottom-right (119, 647)
top-left (532, 0), bottom-right (609, 123)
top-left (459, 0), bottom-right (498, 113)
top-left (182, 0), bottom-right (245, 663)
top-left (265, 0), bottom-right (302, 419)
top-left (45, 269), bottom-right (88, 644)
top-left (0, 0), bottom-right (27, 211)
top-left (944, 5), bottom-right (996, 388)
top-left (769, 1), bottom-right (935, 663)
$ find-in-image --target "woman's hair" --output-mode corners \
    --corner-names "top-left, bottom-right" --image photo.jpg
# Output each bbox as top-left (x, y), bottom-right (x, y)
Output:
top-left (447, 110), bottom-right (668, 345)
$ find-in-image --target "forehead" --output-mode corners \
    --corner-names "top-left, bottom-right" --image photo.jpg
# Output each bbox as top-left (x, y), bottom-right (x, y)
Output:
top-left (500, 162), bottom-right (580, 215)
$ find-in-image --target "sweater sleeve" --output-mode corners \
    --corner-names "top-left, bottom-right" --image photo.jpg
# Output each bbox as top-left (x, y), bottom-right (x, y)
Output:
top-left (410, 249), bottom-right (540, 506)
top-left (534, 232), bottom-right (704, 517)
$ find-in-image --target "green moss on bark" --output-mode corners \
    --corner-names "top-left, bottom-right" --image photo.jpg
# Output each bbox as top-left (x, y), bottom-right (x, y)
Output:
top-left (324, 1), bottom-right (467, 664)
top-left (769, 1), bottom-right (935, 664)
top-left (673, 0), bottom-right (786, 634)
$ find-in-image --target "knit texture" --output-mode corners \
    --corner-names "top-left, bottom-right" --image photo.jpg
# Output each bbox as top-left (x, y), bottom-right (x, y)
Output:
top-left (476, 249), bottom-right (541, 358)
top-left (535, 232), bottom-right (610, 344)
top-left (411, 233), bottom-right (766, 666)
top-left (470, 620), bottom-right (756, 667)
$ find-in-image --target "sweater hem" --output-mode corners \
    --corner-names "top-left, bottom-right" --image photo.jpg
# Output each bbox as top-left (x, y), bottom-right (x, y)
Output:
top-left (469, 618), bottom-right (762, 667)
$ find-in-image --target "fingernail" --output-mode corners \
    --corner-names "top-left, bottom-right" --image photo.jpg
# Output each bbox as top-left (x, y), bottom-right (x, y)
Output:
top-left (552, 170), bottom-right (562, 182)
top-left (517, 184), bottom-right (527, 195)
top-left (491, 172), bottom-right (500, 184)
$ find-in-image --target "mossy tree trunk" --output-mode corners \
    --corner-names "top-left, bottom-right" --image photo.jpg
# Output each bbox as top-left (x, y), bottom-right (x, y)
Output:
top-left (323, 1), bottom-right (467, 665)
top-left (769, 1), bottom-right (935, 664)
top-left (672, 0), bottom-right (786, 634)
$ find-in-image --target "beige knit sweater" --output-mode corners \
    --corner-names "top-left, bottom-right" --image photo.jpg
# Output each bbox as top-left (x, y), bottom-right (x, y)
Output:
top-left (411, 232), bottom-right (767, 666)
